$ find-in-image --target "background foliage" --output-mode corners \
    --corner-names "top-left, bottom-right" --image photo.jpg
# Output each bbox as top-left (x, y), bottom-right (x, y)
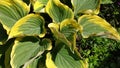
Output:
top-left (79, 0), bottom-right (120, 68)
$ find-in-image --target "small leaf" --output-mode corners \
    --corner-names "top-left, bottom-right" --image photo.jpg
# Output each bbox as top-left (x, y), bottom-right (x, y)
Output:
top-left (46, 0), bottom-right (74, 23)
top-left (72, 0), bottom-right (100, 15)
top-left (10, 37), bottom-right (52, 68)
top-left (60, 19), bottom-right (81, 52)
top-left (46, 52), bottom-right (57, 68)
top-left (52, 41), bottom-right (84, 68)
top-left (0, 0), bottom-right (29, 33)
top-left (78, 15), bottom-right (120, 40)
top-left (32, 0), bottom-right (48, 12)
top-left (9, 14), bottom-right (46, 39)
top-left (48, 23), bottom-right (71, 48)
top-left (60, 19), bottom-right (81, 37)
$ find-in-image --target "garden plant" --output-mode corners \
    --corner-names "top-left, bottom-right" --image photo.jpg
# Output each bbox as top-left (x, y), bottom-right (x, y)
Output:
top-left (0, 0), bottom-right (120, 68)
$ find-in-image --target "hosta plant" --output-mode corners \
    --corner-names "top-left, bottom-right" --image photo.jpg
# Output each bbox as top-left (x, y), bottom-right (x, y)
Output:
top-left (0, 0), bottom-right (120, 68)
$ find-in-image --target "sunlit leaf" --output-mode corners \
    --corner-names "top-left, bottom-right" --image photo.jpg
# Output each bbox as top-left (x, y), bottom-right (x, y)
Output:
top-left (0, 0), bottom-right (30, 33)
top-left (46, 52), bottom-right (57, 68)
top-left (46, 0), bottom-right (74, 22)
top-left (9, 14), bottom-right (46, 39)
top-left (48, 23), bottom-right (71, 48)
top-left (24, 38), bottom-right (52, 68)
top-left (10, 37), bottom-right (52, 68)
top-left (78, 15), bottom-right (120, 40)
top-left (72, 0), bottom-right (100, 15)
top-left (52, 41), bottom-right (84, 68)
top-left (60, 19), bottom-right (81, 52)
top-left (32, 0), bottom-right (48, 12)
top-left (60, 19), bottom-right (81, 37)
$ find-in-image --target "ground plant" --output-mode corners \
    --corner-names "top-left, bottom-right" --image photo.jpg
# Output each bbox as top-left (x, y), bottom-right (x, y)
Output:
top-left (0, 0), bottom-right (120, 68)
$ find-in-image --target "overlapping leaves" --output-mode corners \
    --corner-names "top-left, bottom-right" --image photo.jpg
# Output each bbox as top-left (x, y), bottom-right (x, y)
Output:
top-left (48, 19), bottom-right (82, 52)
top-left (60, 19), bottom-right (81, 52)
top-left (0, 0), bottom-right (120, 68)
top-left (10, 37), bottom-right (52, 68)
top-left (51, 41), bottom-right (86, 68)
top-left (0, 0), bottom-right (29, 33)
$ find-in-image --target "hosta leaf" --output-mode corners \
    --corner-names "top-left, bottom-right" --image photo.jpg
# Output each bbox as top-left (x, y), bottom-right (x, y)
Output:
top-left (60, 19), bottom-right (81, 52)
top-left (32, 0), bottom-right (48, 12)
top-left (46, 0), bottom-right (74, 23)
top-left (9, 14), bottom-right (46, 39)
top-left (72, 0), bottom-right (100, 15)
top-left (10, 37), bottom-right (52, 68)
top-left (46, 52), bottom-right (57, 68)
top-left (78, 15), bottom-right (120, 40)
top-left (0, 0), bottom-right (29, 33)
top-left (60, 19), bottom-right (81, 37)
top-left (52, 41), bottom-right (85, 68)
top-left (48, 23), bottom-right (71, 48)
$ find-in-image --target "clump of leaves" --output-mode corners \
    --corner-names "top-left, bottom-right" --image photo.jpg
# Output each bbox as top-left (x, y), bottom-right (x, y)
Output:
top-left (0, 0), bottom-right (120, 68)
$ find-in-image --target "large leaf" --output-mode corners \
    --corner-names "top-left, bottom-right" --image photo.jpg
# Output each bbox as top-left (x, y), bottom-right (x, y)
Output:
top-left (0, 0), bottom-right (29, 33)
top-left (51, 41), bottom-right (86, 68)
top-left (48, 23), bottom-right (71, 48)
top-left (78, 15), bottom-right (120, 40)
top-left (31, 0), bottom-right (48, 12)
top-left (46, 0), bottom-right (74, 23)
top-left (72, 0), bottom-right (100, 15)
top-left (60, 19), bottom-right (81, 52)
top-left (10, 37), bottom-right (52, 68)
top-left (9, 14), bottom-right (46, 39)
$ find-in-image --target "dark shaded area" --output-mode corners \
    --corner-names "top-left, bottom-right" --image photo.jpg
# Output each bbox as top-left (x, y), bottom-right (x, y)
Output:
top-left (0, 55), bottom-right (5, 68)
top-left (99, 0), bottom-right (120, 28)
top-left (0, 23), bottom-right (8, 44)
top-left (60, 0), bottom-right (73, 9)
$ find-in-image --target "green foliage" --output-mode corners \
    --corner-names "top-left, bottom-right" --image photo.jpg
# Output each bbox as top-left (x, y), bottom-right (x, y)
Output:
top-left (0, 0), bottom-right (120, 68)
top-left (101, 0), bottom-right (113, 4)
top-left (79, 37), bottom-right (120, 68)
